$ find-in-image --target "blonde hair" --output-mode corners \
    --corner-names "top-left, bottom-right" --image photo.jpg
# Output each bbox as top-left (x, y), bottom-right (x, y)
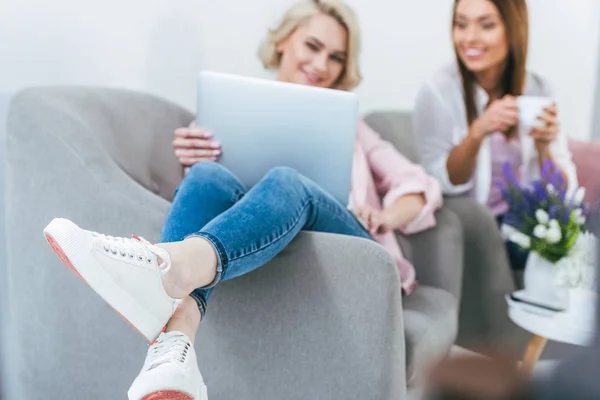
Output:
top-left (258, 0), bottom-right (362, 90)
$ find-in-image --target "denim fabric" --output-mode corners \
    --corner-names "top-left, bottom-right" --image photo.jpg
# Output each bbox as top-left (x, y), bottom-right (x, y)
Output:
top-left (161, 162), bottom-right (372, 314)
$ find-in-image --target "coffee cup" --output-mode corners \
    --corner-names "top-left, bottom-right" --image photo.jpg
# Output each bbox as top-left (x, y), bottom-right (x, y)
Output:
top-left (517, 96), bottom-right (554, 128)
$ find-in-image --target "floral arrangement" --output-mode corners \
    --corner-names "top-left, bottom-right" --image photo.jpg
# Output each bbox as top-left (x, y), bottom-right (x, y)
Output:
top-left (498, 160), bottom-right (591, 264)
top-left (555, 231), bottom-right (598, 290)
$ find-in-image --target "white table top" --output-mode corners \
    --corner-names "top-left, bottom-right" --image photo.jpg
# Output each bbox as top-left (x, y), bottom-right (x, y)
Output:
top-left (507, 291), bottom-right (595, 346)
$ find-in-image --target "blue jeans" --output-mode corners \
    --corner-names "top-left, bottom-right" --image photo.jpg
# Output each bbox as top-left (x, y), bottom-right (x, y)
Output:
top-left (160, 162), bottom-right (372, 315)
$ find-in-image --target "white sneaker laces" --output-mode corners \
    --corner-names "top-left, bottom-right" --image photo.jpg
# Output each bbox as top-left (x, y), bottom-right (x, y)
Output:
top-left (146, 333), bottom-right (191, 371)
top-left (94, 233), bottom-right (157, 264)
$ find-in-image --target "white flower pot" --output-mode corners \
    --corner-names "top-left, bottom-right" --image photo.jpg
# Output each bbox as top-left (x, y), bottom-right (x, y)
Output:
top-left (524, 252), bottom-right (568, 307)
top-left (566, 288), bottom-right (596, 329)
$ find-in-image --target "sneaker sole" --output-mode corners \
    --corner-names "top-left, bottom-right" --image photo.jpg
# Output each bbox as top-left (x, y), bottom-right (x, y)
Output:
top-left (44, 225), bottom-right (168, 341)
top-left (141, 391), bottom-right (195, 400)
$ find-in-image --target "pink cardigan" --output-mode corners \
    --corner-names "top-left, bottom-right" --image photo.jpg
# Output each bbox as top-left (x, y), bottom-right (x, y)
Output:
top-left (349, 121), bottom-right (443, 294)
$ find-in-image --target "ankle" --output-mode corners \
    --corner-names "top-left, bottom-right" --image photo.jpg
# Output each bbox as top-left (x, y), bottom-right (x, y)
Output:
top-left (156, 238), bottom-right (218, 299)
top-left (179, 237), bottom-right (219, 288)
top-left (165, 297), bottom-right (201, 343)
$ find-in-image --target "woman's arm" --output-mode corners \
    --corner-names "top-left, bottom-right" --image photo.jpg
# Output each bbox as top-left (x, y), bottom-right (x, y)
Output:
top-left (446, 123), bottom-right (485, 185)
top-left (413, 84), bottom-right (474, 195)
top-left (446, 95), bottom-right (519, 185)
top-left (354, 194), bottom-right (426, 236)
top-left (525, 77), bottom-right (578, 195)
top-left (357, 121), bottom-right (442, 234)
top-left (530, 104), bottom-right (575, 190)
top-left (384, 193), bottom-right (427, 229)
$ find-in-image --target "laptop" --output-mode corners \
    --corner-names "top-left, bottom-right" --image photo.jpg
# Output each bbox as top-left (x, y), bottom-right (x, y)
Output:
top-left (196, 70), bottom-right (358, 205)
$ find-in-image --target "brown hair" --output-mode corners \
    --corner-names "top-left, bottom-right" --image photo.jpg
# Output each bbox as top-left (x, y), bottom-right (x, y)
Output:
top-left (453, 0), bottom-right (529, 134)
top-left (258, 0), bottom-right (362, 90)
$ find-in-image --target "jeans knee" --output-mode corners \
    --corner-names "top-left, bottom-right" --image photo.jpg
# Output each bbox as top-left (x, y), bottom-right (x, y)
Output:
top-left (264, 166), bottom-right (303, 185)
top-left (180, 162), bottom-right (242, 194)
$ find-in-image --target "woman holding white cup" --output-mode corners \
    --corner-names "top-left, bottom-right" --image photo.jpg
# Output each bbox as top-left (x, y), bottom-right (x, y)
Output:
top-left (413, 0), bottom-right (577, 273)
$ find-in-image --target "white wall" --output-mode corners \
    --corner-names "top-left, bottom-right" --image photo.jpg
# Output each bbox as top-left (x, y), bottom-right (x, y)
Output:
top-left (1, 0), bottom-right (599, 139)
top-left (527, 0), bottom-right (600, 140)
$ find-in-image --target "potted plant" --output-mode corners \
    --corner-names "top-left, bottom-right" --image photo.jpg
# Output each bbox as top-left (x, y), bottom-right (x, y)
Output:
top-left (555, 230), bottom-right (597, 328)
top-left (499, 160), bottom-right (595, 310)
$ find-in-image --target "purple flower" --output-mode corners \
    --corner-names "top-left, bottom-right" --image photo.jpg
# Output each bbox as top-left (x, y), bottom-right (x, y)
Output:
top-left (541, 159), bottom-right (554, 181)
top-left (521, 190), bottom-right (537, 213)
top-left (561, 208), bottom-right (570, 225)
top-left (502, 162), bottom-right (520, 189)
top-left (548, 205), bottom-right (559, 220)
top-left (500, 157), bottom-right (590, 261)
top-left (554, 174), bottom-right (566, 202)
top-left (532, 181), bottom-right (547, 203)
top-left (540, 159), bottom-right (567, 201)
top-left (495, 178), bottom-right (506, 193)
top-left (503, 212), bottom-right (523, 230)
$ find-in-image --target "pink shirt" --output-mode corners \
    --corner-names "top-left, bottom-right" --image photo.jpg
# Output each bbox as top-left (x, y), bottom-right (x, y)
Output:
top-left (350, 121), bottom-right (443, 294)
top-left (487, 132), bottom-right (522, 215)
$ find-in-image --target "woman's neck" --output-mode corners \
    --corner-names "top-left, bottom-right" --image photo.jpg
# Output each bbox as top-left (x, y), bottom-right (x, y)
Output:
top-left (475, 62), bottom-right (506, 100)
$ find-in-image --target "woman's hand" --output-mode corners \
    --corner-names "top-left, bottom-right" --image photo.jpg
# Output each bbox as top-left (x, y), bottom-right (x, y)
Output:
top-left (172, 121), bottom-right (222, 166)
top-left (531, 104), bottom-right (559, 156)
top-left (472, 95), bottom-right (519, 139)
top-left (355, 194), bottom-right (426, 236)
top-left (354, 204), bottom-right (394, 236)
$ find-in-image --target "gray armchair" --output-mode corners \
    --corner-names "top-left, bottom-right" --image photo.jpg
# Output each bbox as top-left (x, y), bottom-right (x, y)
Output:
top-left (365, 111), bottom-right (533, 354)
top-left (3, 87), bottom-right (461, 400)
top-left (0, 91), bottom-right (11, 400)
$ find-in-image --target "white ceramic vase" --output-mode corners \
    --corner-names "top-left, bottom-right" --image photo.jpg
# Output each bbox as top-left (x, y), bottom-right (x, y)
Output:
top-left (524, 251), bottom-right (568, 307)
top-left (566, 288), bottom-right (596, 328)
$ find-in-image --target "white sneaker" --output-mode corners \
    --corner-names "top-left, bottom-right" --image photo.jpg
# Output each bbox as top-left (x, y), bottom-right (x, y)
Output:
top-left (43, 218), bottom-right (182, 341)
top-left (128, 331), bottom-right (207, 400)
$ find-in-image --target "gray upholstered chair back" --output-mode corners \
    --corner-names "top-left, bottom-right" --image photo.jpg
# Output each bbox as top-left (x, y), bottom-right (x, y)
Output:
top-left (363, 111), bottom-right (418, 261)
top-left (0, 92), bottom-right (9, 273)
top-left (9, 87), bottom-right (193, 201)
top-left (0, 91), bottom-right (10, 400)
top-left (364, 111), bottom-right (418, 163)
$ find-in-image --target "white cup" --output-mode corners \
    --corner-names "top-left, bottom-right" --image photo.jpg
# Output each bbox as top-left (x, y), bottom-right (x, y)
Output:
top-left (517, 96), bottom-right (553, 128)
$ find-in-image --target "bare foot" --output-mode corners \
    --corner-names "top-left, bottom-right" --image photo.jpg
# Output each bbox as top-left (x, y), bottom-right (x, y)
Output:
top-left (165, 296), bottom-right (201, 344)
top-left (156, 237), bottom-right (218, 299)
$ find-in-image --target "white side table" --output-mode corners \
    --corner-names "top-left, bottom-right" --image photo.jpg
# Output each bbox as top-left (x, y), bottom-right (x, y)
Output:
top-left (506, 290), bottom-right (594, 375)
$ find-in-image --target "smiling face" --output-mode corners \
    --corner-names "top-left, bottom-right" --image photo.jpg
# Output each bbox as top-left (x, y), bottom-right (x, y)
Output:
top-left (453, 0), bottom-right (508, 77)
top-left (276, 12), bottom-right (348, 89)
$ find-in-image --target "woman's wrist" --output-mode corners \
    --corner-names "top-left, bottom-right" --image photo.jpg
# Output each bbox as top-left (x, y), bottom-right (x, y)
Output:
top-left (385, 194), bottom-right (426, 230)
top-left (536, 145), bottom-right (553, 162)
top-left (469, 118), bottom-right (486, 142)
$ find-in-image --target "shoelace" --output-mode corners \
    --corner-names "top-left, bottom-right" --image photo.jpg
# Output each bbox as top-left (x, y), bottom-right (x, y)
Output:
top-left (145, 333), bottom-right (191, 371)
top-left (94, 233), bottom-right (154, 264)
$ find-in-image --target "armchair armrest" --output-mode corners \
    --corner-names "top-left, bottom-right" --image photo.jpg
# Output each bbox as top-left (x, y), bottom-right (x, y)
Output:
top-left (395, 207), bottom-right (462, 389)
top-left (443, 196), bottom-right (519, 348)
top-left (198, 232), bottom-right (408, 400)
top-left (397, 207), bottom-right (463, 300)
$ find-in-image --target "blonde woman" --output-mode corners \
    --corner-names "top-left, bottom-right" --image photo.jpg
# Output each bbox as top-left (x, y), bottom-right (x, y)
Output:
top-left (43, 1), bottom-right (442, 399)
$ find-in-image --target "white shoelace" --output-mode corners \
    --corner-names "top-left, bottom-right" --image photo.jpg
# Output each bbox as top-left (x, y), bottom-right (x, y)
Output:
top-left (91, 232), bottom-right (170, 268)
top-left (146, 332), bottom-right (191, 371)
